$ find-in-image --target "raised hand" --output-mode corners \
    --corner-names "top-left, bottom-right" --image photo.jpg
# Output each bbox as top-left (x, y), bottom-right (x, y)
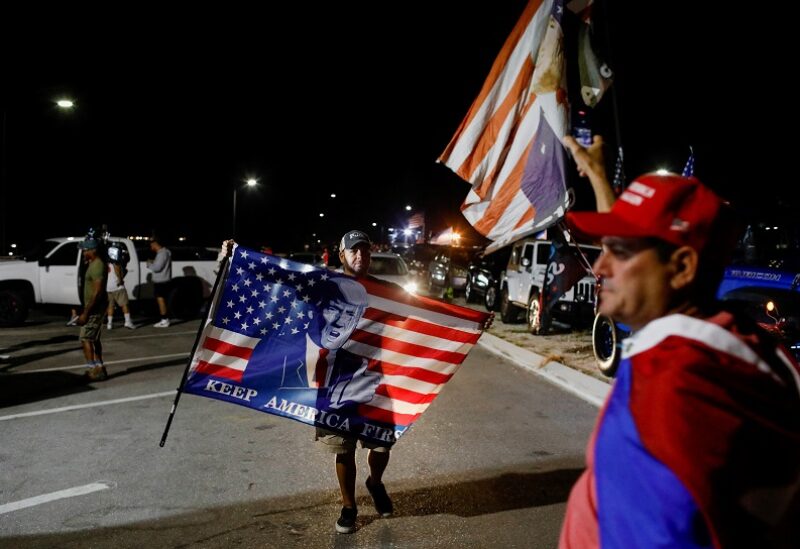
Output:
top-left (327, 357), bottom-right (380, 409)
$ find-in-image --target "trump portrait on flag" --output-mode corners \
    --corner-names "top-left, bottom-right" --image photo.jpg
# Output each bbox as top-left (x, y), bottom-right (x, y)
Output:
top-left (260, 275), bottom-right (381, 411)
top-left (181, 245), bottom-right (490, 447)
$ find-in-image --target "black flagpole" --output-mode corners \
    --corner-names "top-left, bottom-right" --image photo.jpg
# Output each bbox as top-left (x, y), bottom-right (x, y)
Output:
top-left (159, 254), bottom-right (230, 447)
top-left (600, 0), bottom-right (623, 163)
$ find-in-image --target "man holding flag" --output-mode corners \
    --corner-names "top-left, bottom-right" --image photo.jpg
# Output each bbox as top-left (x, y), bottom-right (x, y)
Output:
top-left (181, 231), bottom-right (492, 535)
top-left (316, 230), bottom-right (394, 534)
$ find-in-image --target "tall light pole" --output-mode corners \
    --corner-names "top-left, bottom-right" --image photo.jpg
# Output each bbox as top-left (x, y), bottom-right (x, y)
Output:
top-left (232, 178), bottom-right (259, 238)
top-left (1, 97), bottom-right (74, 255)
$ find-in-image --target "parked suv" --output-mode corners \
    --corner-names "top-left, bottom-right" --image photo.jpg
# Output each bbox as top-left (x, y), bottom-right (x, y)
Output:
top-left (465, 246), bottom-right (512, 311)
top-left (499, 238), bottom-right (600, 333)
top-left (427, 246), bottom-right (480, 298)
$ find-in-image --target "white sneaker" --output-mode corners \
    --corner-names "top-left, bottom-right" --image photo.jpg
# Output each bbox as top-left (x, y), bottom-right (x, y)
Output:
top-left (66, 315), bottom-right (79, 326)
top-left (107, 323), bottom-right (113, 330)
top-left (124, 321), bottom-right (136, 330)
top-left (153, 319), bottom-right (170, 328)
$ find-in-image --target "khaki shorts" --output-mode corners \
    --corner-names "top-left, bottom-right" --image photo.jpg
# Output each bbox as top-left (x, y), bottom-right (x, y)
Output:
top-left (315, 427), bottom-right (391, 454)
top-left (108, 289), bottom-right (129, 307)
top-left (80, 314), bottom-right (103, 341)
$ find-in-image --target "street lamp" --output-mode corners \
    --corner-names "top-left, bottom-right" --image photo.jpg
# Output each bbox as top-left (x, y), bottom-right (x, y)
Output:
top-left (232, 178), bottom-right (259, 238)
top-left (2, 96), bottom-right (75, 256)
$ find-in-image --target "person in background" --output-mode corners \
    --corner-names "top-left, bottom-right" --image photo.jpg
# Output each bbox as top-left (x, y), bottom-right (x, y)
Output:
top-left (321, 246), bottom-right (330, 267)
top-left (106, 261), bottom-right (135, 330)
top-left (558, 136), bottom-right (800, 548)
top-left (147, 237), bottom-right (172, 327)
top-left (76, 237), bottom-right (109, 381)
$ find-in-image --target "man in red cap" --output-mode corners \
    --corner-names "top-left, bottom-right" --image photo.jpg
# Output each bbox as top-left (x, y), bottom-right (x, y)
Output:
top-left (558, 136), bottom-right (800, 548)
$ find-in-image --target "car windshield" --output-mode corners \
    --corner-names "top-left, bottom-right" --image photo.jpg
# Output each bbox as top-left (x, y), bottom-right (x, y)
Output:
top-left (369, 256), bottom-right (408, 276)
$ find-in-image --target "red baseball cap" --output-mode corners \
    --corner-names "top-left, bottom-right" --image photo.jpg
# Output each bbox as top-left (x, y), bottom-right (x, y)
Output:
top-left (566, 173), bottom-right (730, 253)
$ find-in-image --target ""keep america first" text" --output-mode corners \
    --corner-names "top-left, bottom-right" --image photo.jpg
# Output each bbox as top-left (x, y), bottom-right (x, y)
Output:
top-left (202, 380), bottom-right (404, 443)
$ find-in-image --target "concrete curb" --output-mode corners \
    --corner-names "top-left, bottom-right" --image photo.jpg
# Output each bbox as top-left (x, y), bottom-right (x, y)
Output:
top-left (478, 332), bottom-right (611, 408)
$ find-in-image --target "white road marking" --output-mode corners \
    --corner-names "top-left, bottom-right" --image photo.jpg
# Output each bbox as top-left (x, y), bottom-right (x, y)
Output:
top-left (0, 391), bottom-right (176, 421)
top-left (19, 352), bottom-right (191, 373)
top-left (0, 482), bottom-right (112, 514)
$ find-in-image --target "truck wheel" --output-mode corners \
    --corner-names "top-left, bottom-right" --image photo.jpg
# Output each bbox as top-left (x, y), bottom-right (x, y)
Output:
top-left (499, 288), bottom-right (519, 324)
top-left (485, 286), bottom-right (499, 311)
top-left (592, 314), bottom-right (621, 377)
top-left (168, 282), bottom-right (203, 319)
top-left (527, 292), bottom-right (542, 334)
top-left (0, 290), bottom-right (28, 326)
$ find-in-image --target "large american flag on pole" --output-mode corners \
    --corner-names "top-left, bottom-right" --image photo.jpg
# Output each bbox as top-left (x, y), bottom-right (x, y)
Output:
top-left (438, 0), bottom-right (572, 253)
top-left (182, 245), bottom-right (490, 446)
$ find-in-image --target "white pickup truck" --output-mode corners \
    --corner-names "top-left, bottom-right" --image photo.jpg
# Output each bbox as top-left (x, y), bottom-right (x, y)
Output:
top-left (0, 236), bottom-right (220, 325)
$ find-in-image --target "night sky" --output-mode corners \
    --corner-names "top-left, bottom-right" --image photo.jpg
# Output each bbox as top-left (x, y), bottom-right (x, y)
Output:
top-left (1, 2), bottom-right (785, 255)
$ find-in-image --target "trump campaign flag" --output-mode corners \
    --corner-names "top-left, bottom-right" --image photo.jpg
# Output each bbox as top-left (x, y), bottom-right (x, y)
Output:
top-left (439, 0), bottom-right (571, 252)
top-left (539, 225), bottom-right (593, 331)
top-left (179, 245), bottom-right (490, 447)
top-left (439, 1), bottom-right (611, 253)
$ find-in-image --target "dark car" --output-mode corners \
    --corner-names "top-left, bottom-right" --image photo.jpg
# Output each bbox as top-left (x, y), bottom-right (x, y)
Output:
top-left (427, 246), bottom-right (481, 298)
top-left (464, 246), bottom-right (512, 311)
top-left (402, 243), bottom-right (443, 277)
top-left (286, 251), bottom-right (326, 268)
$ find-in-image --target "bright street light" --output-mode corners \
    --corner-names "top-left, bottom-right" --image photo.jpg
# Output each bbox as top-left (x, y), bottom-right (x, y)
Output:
top-left (4, 96), bottom-right (76, 256)
top-left (655, 168), bottom-right (671, 175)
top-left (405, 205), bottom-right (412, 211)
top-left (232, 177), bottom-right (260, 238)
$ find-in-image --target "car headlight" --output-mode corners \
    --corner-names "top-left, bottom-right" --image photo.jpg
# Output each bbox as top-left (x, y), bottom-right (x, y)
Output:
top-left (403, 281), bottom-right (418, 294)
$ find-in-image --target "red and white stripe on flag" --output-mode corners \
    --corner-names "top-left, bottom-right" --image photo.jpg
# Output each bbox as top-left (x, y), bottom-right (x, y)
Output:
top-left (190, 325), bottom-right (261, 382)
top-left (438, 0), bottom-right (570, 246)
top-left (407, 212), bottom-right (424, 229)
top-left (346, 278), bottom-right (489, 427)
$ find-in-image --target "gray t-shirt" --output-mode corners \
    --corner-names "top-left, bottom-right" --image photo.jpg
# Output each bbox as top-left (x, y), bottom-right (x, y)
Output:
top-left (148, 247), bottom-right (172, 283)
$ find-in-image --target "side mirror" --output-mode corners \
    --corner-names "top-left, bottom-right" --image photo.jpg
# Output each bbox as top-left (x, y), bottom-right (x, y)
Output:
top-left (38, 258), bottom-right (50, 267)
top-left (521, 258), bottom-right (531, 268)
